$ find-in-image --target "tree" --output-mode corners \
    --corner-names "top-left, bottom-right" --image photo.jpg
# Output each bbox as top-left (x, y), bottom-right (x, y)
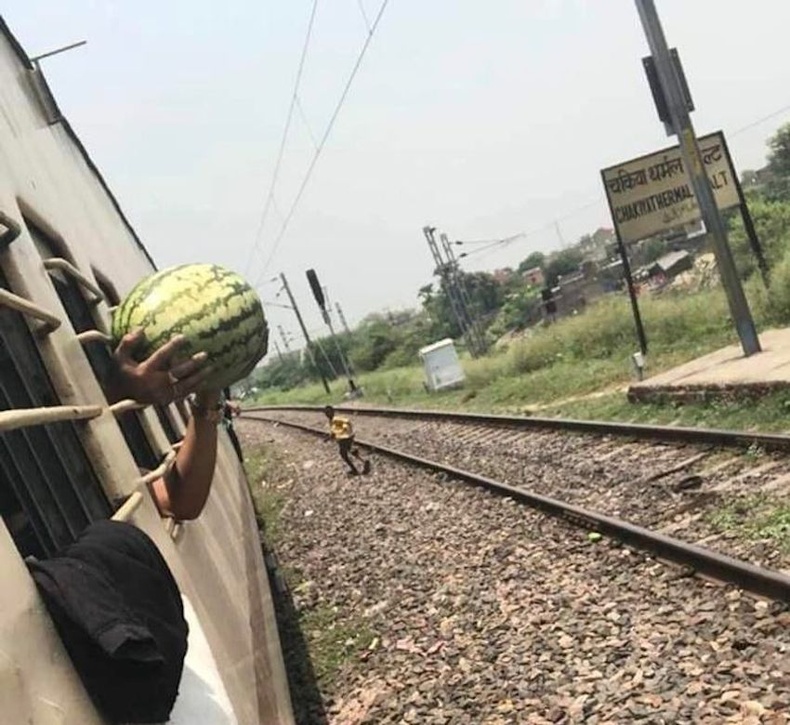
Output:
top-left (544, 248), bottom-right (583, 287)
top-left (517, 251), bottom-right (546, 274)
top-left (728, 196), bottom-right (790, 278)
top-left (765, 123), bottom-right (790, 202)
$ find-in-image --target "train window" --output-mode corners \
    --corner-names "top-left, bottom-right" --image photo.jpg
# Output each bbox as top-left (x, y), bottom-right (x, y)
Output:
top-left (91, 268), bottom-right (120, 307)
top-left (0, 268), bottom-right (111, 557)
top-left (30, 223), bottom-right (160, 470)
top-left (94, 267), bottom-right (182, 445)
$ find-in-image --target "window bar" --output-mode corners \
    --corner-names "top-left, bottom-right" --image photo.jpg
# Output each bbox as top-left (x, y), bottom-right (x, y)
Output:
top-left (43, 258), bottom-right (104, 305)
top-left (133, 449), bottom-right (177, 487)
top-left (138, 409), bottom-right (171, 459)
top-left (0, 211), bottom-right (21, 248)
top-left (111, 490), bottom-right (143, 522)
top-left (76, 329), bottom-right (112, 345)
top-left (0, 288), bottom-right (60, 333)
top-left (109, 399), bottom-right (147, 415)
top-left (0, 404), bottom-right (102, 432)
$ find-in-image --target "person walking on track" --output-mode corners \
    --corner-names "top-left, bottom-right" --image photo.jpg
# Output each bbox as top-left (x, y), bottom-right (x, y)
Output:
top-left (324, 406), bottom-right (371, 476)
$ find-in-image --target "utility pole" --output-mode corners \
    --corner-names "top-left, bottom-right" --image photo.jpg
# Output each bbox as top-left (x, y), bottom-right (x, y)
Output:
top-left (335, 301), bottom-right (351, 335)
top-left (423, 226), bottom-right (485, 357)
top-left (554, 220), bottom-right (566, 248)
top-left (306, 269), bottom-right (359, 394)
top-left (272, 339), bottom-right (284, 362)
top-left (441, 232), bottom-right (487, 355)
top-left (635, 0), bottom-right (760, 356)
top-left (279, 272), bottom-right (331, 394)
top-left (277, 324), bottom-right (292, 352)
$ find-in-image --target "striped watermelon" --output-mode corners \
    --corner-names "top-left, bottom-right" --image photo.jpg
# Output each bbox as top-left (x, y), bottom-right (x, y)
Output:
top-left (111, 264), bottom-right (268, 392)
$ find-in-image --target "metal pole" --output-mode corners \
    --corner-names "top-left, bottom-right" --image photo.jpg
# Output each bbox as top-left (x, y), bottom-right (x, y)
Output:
top-left (326, 317), bottom-right (357, 391)
top-left (720, 136), bottom-right (770, 286)
top-left (335, 301), bottom-right (351, 335)
top-left (424, 226), bottom-right (474, 353)
top-left (279, 272), bottom-right (331, 394)
top-left (616, 231), bottom-right (648, 356)
top-left (739, 198), bottom-right (770, 287)
top-left (278, 324), bottom-right (292, 353)
top-left (312, 336), bottom-right (340, 379)
top-left (635, 0), bottom-right (760, 356)
top-left (30, 40), bottom-right (87, 63)
top-left (442, 233), bottom-right (487, 356)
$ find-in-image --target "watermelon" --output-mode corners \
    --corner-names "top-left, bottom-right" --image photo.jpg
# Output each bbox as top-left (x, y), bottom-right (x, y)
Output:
top-left (111, 263), bottom-right (268, 392)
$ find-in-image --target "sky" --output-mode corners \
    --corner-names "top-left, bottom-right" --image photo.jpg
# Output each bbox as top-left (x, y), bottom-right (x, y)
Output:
top-left (4, 1), bottom-right (790, 349)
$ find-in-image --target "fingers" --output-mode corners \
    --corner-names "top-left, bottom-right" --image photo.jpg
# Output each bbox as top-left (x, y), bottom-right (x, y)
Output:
top-left (113, 328), bottom-right (145, 361)
top-left (172, 366), bottom-right (214, 400)
top-left (144, 334), bottom-right (187, 370)
top-left (170, 351), bottom-right (208, 380)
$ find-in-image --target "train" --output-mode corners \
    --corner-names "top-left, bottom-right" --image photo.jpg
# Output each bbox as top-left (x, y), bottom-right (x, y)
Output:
top-left (0, 16), bottom-right (293, 725)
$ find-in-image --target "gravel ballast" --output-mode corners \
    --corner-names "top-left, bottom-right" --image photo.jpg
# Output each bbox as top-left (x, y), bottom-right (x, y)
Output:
top-left (255, 411), bottom-right (790, 572)
top-left (238, 419), bottom-right (790, 724)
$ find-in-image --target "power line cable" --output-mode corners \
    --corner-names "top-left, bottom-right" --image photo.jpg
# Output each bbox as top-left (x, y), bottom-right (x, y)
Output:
top-left (731, 102), bottom-right (790, 138)
top-left (243, 0), bottom-right (320, 277)
top-left (254, 0), bottom-right (392, 284)
top-left (356, 0), bottom-right (372, 32)
top-left (296, 94), bottom-right (319, 150)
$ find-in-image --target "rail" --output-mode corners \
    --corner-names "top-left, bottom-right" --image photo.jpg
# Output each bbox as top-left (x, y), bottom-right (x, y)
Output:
top-left (248, 403), bottom-right (790, 452)
top-left (244, 411), bottom-right (790, 603)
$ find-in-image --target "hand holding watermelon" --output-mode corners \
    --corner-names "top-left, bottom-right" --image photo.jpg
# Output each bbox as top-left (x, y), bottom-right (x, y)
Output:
top-left (110, 329), bottom-right (213, 405)
top-left (111, 264), bottom-right (269, 399)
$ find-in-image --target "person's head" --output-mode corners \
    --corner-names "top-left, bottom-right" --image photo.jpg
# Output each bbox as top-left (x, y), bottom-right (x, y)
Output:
top-left (323, 405), bottom-right (334, 419)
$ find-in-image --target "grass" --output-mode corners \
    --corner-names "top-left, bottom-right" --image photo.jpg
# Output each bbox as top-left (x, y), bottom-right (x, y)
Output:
top-left (244, 440), bottom-right (375, 690)
top-left (244, 447), bottom-right (287, 543)
top-left (707, 495), bottom-right (790, 552)
top-left (249, 280), bottom-right (790, 434)
top-left (298, 604), bottom-right (376, 685)
top-left (541, 389), bottom-right (790, 434)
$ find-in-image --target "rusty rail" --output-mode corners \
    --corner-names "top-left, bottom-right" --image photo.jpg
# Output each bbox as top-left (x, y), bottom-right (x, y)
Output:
top-left (244, 411), bottom-right (790, 603)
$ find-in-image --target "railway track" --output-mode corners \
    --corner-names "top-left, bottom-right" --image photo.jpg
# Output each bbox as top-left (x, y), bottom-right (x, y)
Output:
top-left (244, 405), bottom-right (790, 603)
top-left (238, 417), bottom-right (790, 723)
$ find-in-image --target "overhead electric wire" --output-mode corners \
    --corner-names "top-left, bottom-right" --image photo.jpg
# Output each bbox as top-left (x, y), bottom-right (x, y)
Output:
top-left (731, 102), bottom-right (790, 138)
top-left (254, 0), bottom-right (392, 285)
top-left (243, 0), bottom-right (320, 277)
top-left (356, 0), bottom-right (372, 32)
top-left (296, 95), bottom-right (319, 150)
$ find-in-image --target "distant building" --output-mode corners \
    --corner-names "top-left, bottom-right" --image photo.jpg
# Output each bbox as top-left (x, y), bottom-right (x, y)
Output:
top-left (493, 267), bottom-right (515, 284)
top-left (521, 266), bottom-right (545, 287)
top-left (642, 250), bottom-right (693, 288)
top-left (553, 262), bottom-right (606, 317)
top-left (579, 227), bottom-right (615, 263)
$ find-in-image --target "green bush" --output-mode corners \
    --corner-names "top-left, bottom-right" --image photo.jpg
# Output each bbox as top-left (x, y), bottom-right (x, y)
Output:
top-left (729, 197), bottom-right (790, 278)
top-left (759, 247), bottom-right (790, 326)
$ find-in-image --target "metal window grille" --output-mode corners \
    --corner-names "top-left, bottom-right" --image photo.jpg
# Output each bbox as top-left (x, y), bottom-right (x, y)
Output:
top-left (31, 225), bottom-right (160, 471)
top-left (0, 268), bottom-right (110, 557)
top-left (93, 268), bottom-right (183, 445)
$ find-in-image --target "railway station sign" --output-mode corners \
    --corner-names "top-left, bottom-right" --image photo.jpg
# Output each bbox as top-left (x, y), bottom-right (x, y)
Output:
top-left (601, 131), bottom-right (739, 244)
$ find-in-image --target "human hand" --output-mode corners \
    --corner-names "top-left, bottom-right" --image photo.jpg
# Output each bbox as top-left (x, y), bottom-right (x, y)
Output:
top-left (111, 329), bottom-right (211, 405)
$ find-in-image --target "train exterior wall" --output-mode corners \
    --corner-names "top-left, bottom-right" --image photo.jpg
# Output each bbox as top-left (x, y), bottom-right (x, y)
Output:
top-left (0, 18), bottom-right (292, 725)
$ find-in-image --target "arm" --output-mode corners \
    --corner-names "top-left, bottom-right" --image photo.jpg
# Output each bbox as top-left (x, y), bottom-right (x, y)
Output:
top-left (149, 390), bottom-right (222, 521)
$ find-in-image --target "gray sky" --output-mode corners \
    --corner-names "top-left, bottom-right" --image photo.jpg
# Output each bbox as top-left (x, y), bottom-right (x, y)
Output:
top-left (5, 1), bottom-right (790, 346)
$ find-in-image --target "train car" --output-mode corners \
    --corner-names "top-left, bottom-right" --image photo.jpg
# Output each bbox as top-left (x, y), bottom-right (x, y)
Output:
top-left (0, 17), bottom-right (293, 725)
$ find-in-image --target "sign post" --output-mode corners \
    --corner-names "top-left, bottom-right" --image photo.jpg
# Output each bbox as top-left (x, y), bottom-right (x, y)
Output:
top-left (634, 0), bottom-right (760, 356)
